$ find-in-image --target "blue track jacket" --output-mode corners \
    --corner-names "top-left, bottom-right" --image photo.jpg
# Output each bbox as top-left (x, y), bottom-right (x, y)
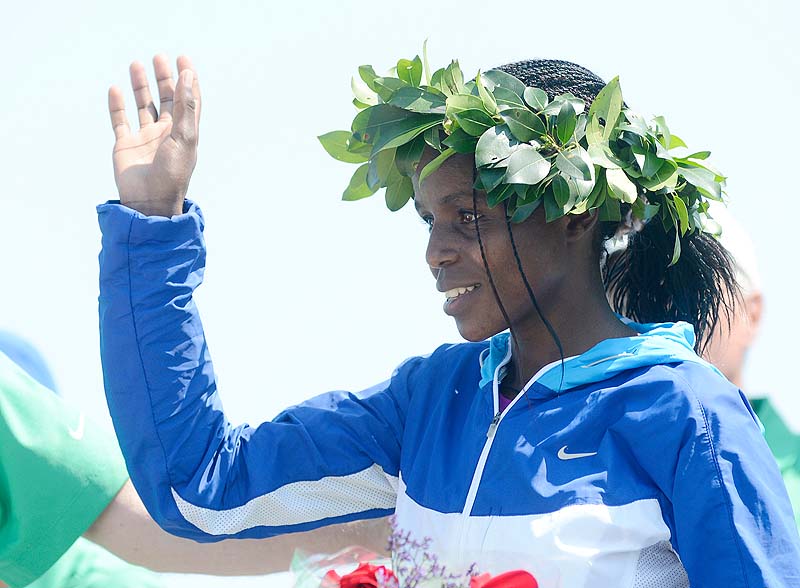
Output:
top-left (97, 201), bottom-right (800, 587)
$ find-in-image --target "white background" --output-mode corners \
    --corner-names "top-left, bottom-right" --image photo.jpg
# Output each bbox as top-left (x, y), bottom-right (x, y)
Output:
top-left (0, 1), bottom-right (797, 586)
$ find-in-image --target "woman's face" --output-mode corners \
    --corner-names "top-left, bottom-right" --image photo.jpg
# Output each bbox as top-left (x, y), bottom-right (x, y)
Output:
top-left (413, 151), bottom-right (573, 342)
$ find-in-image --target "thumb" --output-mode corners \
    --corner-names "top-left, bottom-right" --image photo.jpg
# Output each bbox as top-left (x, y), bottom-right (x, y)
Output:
top-left (171, 69), bottom-right (198, 145)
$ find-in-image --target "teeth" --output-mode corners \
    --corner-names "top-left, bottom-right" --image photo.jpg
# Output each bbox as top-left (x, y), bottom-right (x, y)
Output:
top-left (445, 285), bottom-right (477, 300)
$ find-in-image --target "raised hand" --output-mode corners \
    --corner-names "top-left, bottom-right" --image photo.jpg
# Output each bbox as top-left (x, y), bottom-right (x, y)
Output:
top-left (108, 55), bottom-right (201, 217)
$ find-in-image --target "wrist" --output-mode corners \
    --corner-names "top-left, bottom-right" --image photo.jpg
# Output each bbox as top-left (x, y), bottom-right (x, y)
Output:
top-left (120, 198), bottom-right (185, 218)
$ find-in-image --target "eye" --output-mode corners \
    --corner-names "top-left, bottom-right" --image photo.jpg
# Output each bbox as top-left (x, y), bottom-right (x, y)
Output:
top-left (459, 210), bottom-right (482, 225)
top-left (420, 215), bottom-right (434, 231)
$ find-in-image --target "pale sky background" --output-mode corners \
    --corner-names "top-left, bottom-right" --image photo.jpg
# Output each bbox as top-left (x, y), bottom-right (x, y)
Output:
top-left (1, 1), bottom-right (798, 586)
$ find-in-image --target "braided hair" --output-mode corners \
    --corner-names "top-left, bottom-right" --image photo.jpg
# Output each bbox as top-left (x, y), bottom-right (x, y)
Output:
top-left (478, 59), bottom-right (737, 355)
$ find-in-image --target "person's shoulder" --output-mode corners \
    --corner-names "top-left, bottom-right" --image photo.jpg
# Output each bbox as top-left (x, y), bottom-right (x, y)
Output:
top-left (620, 359), bottom-right (749, 421)
top-left (391, 341), bottom-right (488, 388)
top-left (417, 341), bottom-right (489, 369)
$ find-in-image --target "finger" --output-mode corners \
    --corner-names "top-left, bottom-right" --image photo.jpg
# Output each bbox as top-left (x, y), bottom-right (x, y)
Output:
top-left (171, 69), bottom-right (198, 145)
top-left (129, 61), bottom-right (158, 127)
top-left (176, 55), bottom-right (201, 138)
top-left (152, 54), bottom-right (175, 119)
top-left (108, 85), bottom-right (130, 140)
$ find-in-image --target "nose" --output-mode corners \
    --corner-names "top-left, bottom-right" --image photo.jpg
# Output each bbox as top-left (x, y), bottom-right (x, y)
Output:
top-left (425, 222), bottom-right (459, 273)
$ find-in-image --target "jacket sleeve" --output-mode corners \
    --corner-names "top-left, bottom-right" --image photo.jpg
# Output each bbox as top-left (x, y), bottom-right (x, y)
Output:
top-left (627, 363), bottom-right (800, 587)
top-left (97, 201), bottom-right (416, 542)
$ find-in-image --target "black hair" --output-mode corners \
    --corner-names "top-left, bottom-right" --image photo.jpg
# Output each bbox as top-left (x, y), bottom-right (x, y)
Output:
top-left (474, 58), bottom-right (737, 358)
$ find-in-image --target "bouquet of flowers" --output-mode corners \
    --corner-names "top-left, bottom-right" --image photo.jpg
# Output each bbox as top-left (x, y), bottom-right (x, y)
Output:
top-left (291, 518), bottom-right (539, 588)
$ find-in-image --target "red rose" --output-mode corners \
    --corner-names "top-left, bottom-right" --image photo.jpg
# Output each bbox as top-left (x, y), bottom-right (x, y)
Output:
top-left (470, 570), bottom-right (539, 588)
top-left (324, 562), bottom-right (398, 588)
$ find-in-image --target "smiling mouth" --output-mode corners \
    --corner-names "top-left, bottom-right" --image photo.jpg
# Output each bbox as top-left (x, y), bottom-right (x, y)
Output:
top-left (444, 284), bottom-right (479, 301)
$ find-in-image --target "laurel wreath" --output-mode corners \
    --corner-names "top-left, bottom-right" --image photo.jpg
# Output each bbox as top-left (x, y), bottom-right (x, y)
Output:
top-left (319, 45), bottom-right (725, 263)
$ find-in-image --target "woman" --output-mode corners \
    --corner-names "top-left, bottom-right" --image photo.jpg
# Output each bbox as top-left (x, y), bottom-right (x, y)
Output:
top-left (98, 54), bottom-right (800, 586)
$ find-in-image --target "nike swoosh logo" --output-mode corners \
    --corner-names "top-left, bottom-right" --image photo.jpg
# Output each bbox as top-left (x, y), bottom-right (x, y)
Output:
top-left (557, 445), bottom-right (597, 460)
top-left (68, 412), bottom-right (85, 441)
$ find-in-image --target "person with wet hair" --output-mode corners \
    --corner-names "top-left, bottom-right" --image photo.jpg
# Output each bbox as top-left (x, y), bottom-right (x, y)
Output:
top-left (96, 54), bottom-right (800, 587)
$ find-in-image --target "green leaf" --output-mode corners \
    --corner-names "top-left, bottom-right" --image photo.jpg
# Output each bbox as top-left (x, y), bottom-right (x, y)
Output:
top-left (483, 69), bottom-right (526, 97)
top-left (492, 86), bottom-right (526, 110)
top-left (641, 150), bottom-right (664, 178)
top-left (587, 142), bottom-right (625, 169)
top-left (422, 39), bottom-right (432, 84)
top-left (619, 111), bottom-right (649, 137)
top-left (556, 101), bottom-right (577, 144)
top-left (452, 108), bottom-right (496, 136)
top-left (318, 131), bottom-right (370, 163)
top-left (679, 165), bottom-right (722, 200)
top-left (486, 183), bottom-right (515, 208)
top-left (387, 86), bottom-right (446, 113)
top-left (367, 148), bottom-right (397, 189)
top-left (670, 229), bottom-right (681, 266)
top-left (445, 93), bottom-right (486, 118)
top-left (395, 135), bottom-right (426, 176)
top-left (419, 147), bottom-right (456, 185)
top-left (543, 93), bottom-right (584, 116)
top-left (373, 77), bottom-right (409, 102)
top-left (343, 163), bottom-right (379, 201)
top-left (598, 193), bottom-right (621, 222)
top-left (588, 77), bottom-right (623, 140)
top-left (606, 167), bottom-right (638, 203)
top-left (671, 195), bottom-right (690, 235)
top-left (436, 60), bottom-right (466, 95)
top-left (475, 125), bottom-right (517, 167)
top-left (442, 127), bottom-right (478, 153)
top-left (639, 159), bottom-right (678, 190)
top-left (351, 76), bottom-right (378, 108)
top-left (504, 145), bottom-right (551, 185)
top-left (686, 150), bottom-right (711, 160)
top-left (351, 104), bottom-right (444, 154)
top-left (500, 108), bottom-right (546, 142)
top-left (555, 148), bottom-right (592, 181)
top-left (552, 175), bottom-right (570, 207)
top-left (669, 134), bottom-right (687, 149)
top-left (509, 198), bottom-right (542, 223)
top-left (585, 114), bottom-right (601, 142)
top-left (631, 199), bottom-right (660, 222)
top-left (653, 115), bottom-right (671, 150)
top-left (385, 175), bottom-right (414, 211)
top-left (581, 170), bottom-right (608, 212)
top-left (475, 71), bottom-right (499, 115)
top-left (358, 65), bottom-right (380, 92)
top-left (523, 87), bottom-right (548, 111)
top-left (396, 56), bottom-right (423, 87)
top-left (543, 189), bottom-right (563, 222)
top-left (478, 167), bottom-right (506, 192)
top-left (424, 126), bottom-right (442, 151)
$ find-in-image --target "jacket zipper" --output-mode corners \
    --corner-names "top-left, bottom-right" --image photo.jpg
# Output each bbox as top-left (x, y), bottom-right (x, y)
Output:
top-left (458, 352), bottom-right (572, 555)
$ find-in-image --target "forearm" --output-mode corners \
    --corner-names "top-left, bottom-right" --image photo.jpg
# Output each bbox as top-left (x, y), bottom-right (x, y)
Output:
top-left (85, 480), bottom-right (390, 575)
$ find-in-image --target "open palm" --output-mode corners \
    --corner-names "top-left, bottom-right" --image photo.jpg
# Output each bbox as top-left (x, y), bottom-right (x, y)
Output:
top-left (108, 55), bottom-right (201, 217)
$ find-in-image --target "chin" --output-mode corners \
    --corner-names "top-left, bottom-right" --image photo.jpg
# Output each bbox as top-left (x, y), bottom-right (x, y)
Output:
top-left (454, 319), bottom-right (502, 343)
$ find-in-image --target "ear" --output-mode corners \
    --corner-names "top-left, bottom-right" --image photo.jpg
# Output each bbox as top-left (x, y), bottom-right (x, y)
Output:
top-left (563, 210), bottom-right (600, 243)
top-left (743, 291), bottom-right (764, 342)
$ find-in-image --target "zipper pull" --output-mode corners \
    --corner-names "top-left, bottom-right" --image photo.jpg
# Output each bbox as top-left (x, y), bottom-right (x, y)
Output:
top-left (486, 412), bottom-right (501, 439)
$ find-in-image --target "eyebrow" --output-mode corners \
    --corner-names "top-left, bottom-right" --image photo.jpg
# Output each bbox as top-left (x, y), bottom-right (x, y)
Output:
top-left (414, 191), bottom-right (475, 213)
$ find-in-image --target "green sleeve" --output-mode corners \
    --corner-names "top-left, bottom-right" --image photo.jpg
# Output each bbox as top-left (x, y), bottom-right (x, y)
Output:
top-left (0, 353), bottom-right (129, 587)
top-left (23, 538), bottom-right (163, 588)
top-left (751, 397), bottom-right (800, 530)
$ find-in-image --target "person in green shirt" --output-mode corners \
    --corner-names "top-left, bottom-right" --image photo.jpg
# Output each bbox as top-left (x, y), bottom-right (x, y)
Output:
top-left (0, 331), bottom-right (159, 588)
top-left (0, 330), bottom-right (389, 587)
top-left (703, 208), bottom-right (800, 529)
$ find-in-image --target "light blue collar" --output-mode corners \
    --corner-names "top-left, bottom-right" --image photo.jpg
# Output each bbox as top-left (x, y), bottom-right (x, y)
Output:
top-left (478, 320), bottom-right (719, 394)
